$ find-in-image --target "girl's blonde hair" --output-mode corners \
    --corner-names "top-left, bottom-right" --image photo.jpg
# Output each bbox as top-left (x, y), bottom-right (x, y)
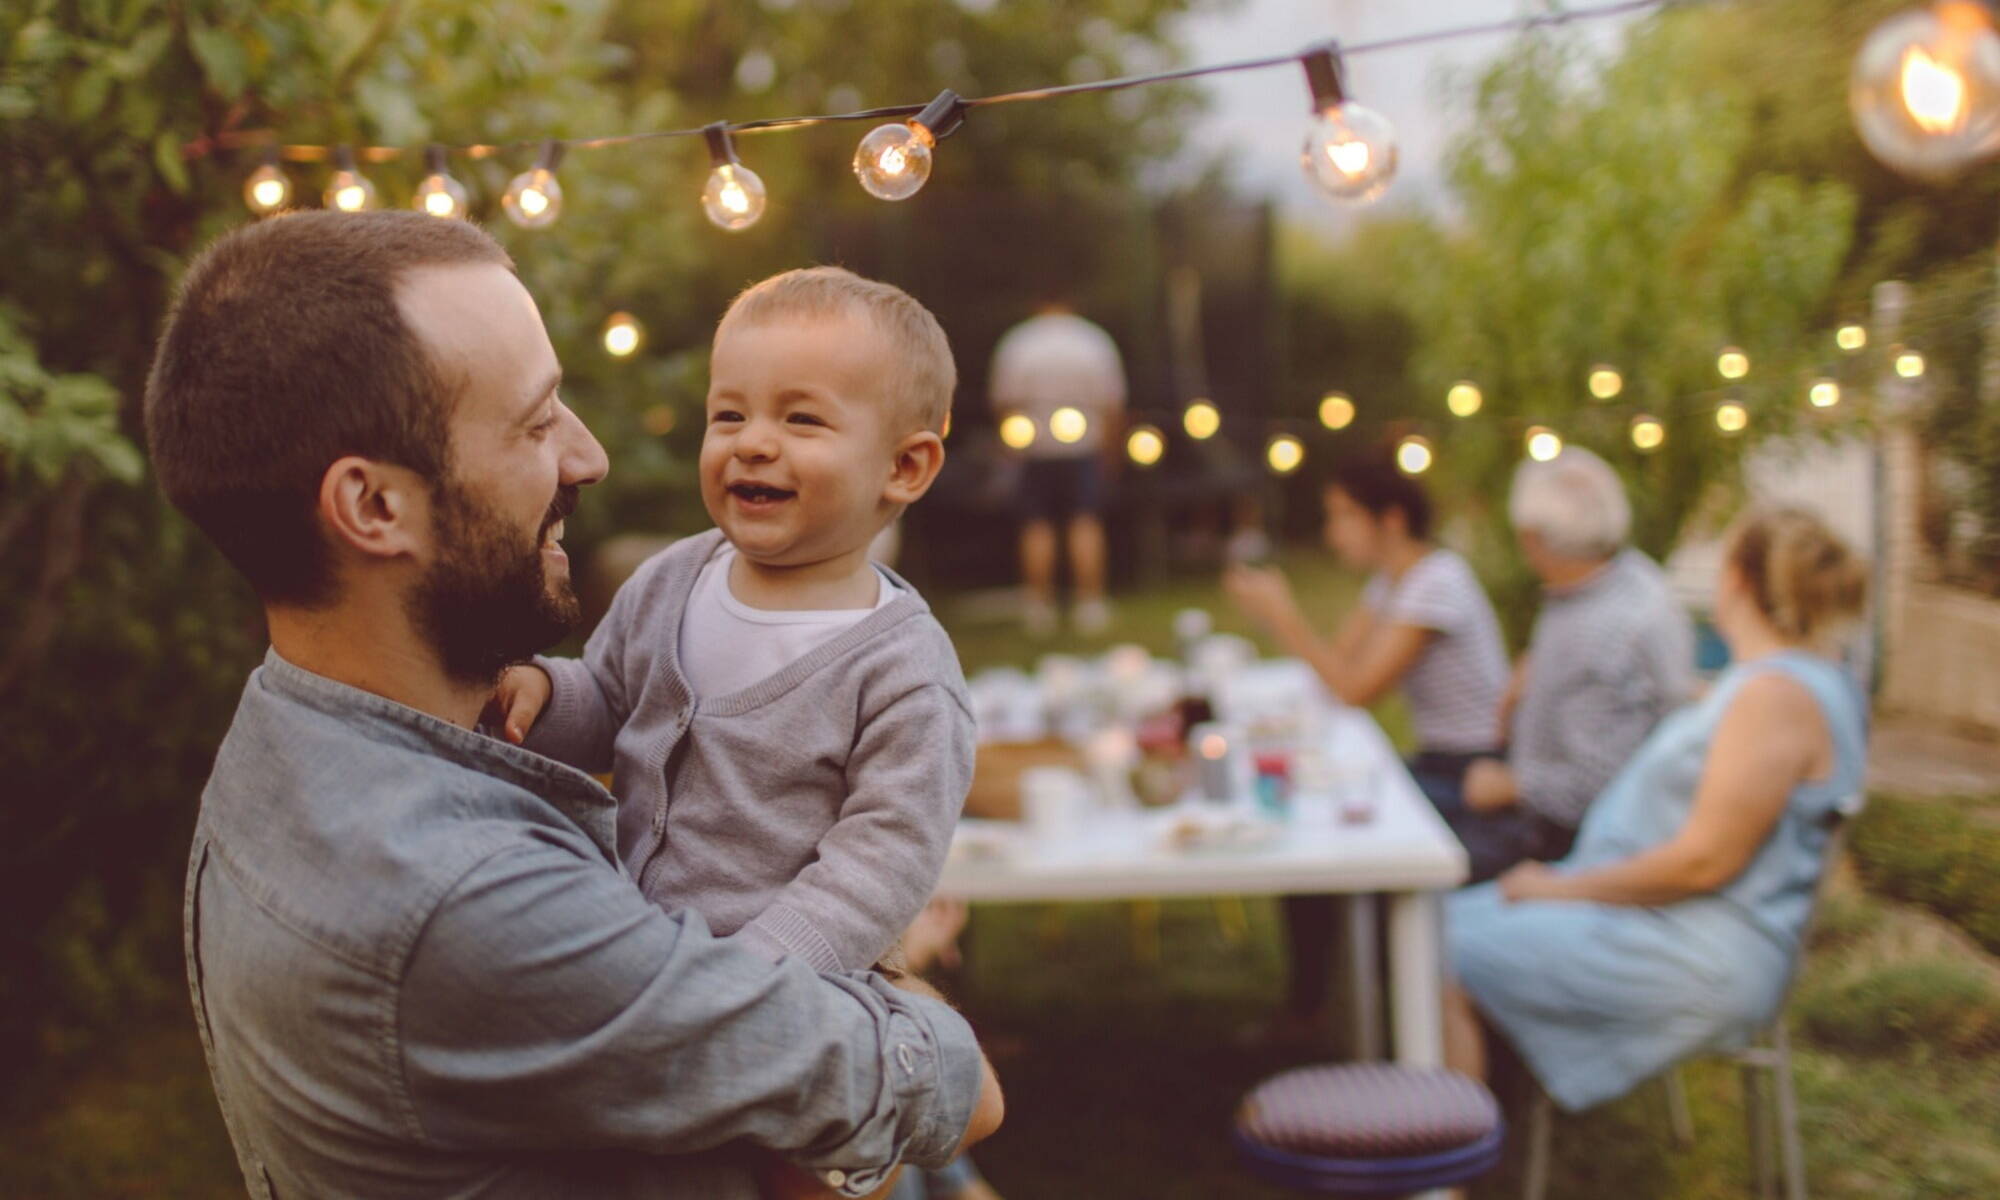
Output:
top-left (1725, 507), bottom-right (1868, 648)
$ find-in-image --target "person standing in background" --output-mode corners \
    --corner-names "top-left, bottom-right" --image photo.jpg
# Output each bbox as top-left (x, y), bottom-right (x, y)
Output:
top-left (989, 305), bottom-right (1127, 636)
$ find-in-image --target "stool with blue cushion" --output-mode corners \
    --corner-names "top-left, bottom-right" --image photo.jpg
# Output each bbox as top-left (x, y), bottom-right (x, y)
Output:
top-left (1235, 1063), bottom-right (1505, 1195)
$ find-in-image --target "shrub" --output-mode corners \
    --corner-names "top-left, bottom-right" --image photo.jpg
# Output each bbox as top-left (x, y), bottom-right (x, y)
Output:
top-left (1850, 794), bottom-right (2000, 955)
top-left (1798, 959), bottom-right (2000, 1057)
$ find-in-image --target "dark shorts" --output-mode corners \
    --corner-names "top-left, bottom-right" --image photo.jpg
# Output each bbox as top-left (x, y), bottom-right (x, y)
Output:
top-left (1018, 455), bottom-right (1106, 522)
top-left (1409, 750), bottom-right (1575, 885)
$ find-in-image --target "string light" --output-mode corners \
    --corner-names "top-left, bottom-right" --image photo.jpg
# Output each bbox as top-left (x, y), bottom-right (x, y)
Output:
top-left (1837, 324), bottom-right (1869, 351)
top-left (1184, 400), bottom-right (1221, 441)
top-left (243, 149), bottom-right (291, 215)
top-left (1896, 349), bottom-right (1928, 377)
top-left (1809, 379), bottom-right (1842, 409)
top-left (1318, 391), bottom-right (1356, 430)
top-left (1446, 381), bottom-right (1483, 418)
top-left (1126, 424), bottom-right (1166, 467)
top-left (1630, 414), bottom-right (1666, 452)
top-left (412, 144), bottom-right (469, 219)
top-left (601, 312), bottom-right (644, 358)
top-left (1851, 2), bottom-right (2000, 178)
top-left (700, 124), bottom-right (767, 231)
top-left (1716, 400), bottom-right (1750, 435)
top-left (1395, 435), bottom-right (1434, 476)
top-left (1298, 42), bottom-right (1398, 204)
top-left (1588, 364), bottom-right (1624, 399)
top-left (503, 141), bottom-right (566, 229)
top-left (1525, 426), bottom-right (1563, 462)
top-left (641, 404), bottom-right (677, 436)
top-left (1049, 406), bottom-right (1089, 444)
top-left (1266, 434), bottom-right (1306, 475)
top-left (324, 146), bottom-right (377, 212)
top-left (1716, 347), bottom-right (1750, 380)
top-left (855, 90), bottom-right (964, 202)
top-left (999, 414), bottom-right (1038, 449)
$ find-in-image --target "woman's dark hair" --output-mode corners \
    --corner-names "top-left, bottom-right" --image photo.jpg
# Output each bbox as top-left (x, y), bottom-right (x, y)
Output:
top-left (1326, 448), bottom-right (1433, 540)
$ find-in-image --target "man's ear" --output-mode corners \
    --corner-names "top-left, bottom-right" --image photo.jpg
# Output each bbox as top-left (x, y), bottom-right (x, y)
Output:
top-left (883, 430), bottom-right (945, 506)
top-left (317, 456), bottom-right (432, 563)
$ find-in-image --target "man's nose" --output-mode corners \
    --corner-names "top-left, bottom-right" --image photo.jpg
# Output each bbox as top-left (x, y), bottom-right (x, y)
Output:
top-left (558, 403), bottom-right (610, 486)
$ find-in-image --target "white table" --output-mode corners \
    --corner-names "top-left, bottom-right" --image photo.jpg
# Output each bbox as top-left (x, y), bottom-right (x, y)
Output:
top-left (941, 660), bottom-right (1470, 1069)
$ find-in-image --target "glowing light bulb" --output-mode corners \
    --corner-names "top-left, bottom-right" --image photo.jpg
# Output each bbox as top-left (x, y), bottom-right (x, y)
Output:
top-left (1588, 365), bottom-right (1624, 400)
top-left (854, 123), bottom-right (936, 201)
top-left (1896, 350), bottom-right (1927, 378)
top-left (1715, 401), bottom-right (1750, 435)
top-left (1298, 44), bottom-right (1397, 203)
top-left (244, 154), bottom-right (291, 215)
top-left (999, 414), bottom-right (1038, 450)
top-left (503, 142), bottom-right (566, 229)
top-left (1126, 425), bottom-right (1165, 467)
top-left (1446, 381), bottom-right (1482, 418)
top-left (1183, 400), bottom-right (1221, 441)
top-left (1395, 435), bottom-right (1433, 476)
top-left (323, 146), bottom-right (376, 212)
top-left (702, 163), bottom-right (767, 231)
top-left (1851, 3), bottom-right (2000, 178)
top-left (1049, 406), bottom-right (1089, 444)
top-left (1302, 103), bottom-right (1398, 203)
top-left (602, 312), bottom-right (644, 358)
top-left (1525, 426), bottom-right (1563, 462)
top-left (1318, 391), bottom-right (1355, 431)
top-left (641, 404), bottom-right (677, 436)
top-left (1630, 415), bottom-right (1666, 452)
top-left (412, 146), bottom-right (468, 220)
top-left (1837, 324), bottom-right (1868, 352)
top-left (1266, 434), bottom-right (1305, 475)
top-left (1717, 347), bottom-right (1750, 380)
top-left (1809, 379), bottom-right (1842, 409)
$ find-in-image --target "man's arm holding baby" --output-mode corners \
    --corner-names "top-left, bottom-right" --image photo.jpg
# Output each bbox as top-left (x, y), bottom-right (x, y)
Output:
top-left (737, 675), bottom-right (976, 975)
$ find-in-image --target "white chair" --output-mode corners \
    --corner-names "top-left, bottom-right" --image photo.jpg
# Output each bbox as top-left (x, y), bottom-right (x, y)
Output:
top-left (1522, 796), bottom-right (1862, 1200)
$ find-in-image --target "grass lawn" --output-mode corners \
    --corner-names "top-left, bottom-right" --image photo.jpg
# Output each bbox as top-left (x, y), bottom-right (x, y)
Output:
top-left (6, 561), bottom-right (1998, 1198)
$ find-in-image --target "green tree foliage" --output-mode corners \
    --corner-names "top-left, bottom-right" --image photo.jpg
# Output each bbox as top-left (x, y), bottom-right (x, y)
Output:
top-left (0, 0), bottom-right (1213, 1092)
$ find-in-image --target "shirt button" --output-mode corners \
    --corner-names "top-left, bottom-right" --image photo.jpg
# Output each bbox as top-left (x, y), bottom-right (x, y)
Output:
top-left (824, 1169), bottom-right (846, 1188)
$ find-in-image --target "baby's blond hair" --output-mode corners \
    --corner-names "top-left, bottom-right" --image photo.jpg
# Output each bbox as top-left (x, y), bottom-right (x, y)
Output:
top-left (717, 266), bottom-right (955, 435)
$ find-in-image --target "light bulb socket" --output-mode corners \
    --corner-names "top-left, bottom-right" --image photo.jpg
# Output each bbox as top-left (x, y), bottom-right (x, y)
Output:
top-left (910, 89), bottom-right (967, 142)
top-left (1300, 42), bottom-right (1348, 112)
top-left (334, 145), bottom-right (359, 172)
top-left (534, 140), bottom-right (567, 172)
top-left (703, 122), bottom-right (741, 167)
top-left (424, 143), bottom-right (450, 175)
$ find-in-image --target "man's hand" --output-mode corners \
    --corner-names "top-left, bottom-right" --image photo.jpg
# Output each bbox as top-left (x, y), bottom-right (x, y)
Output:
top-left (485, 665), bottom-right (552, 745)
top-left (1462, 758), bottom-right (1519, 813)
top-left (1223, 563), bottom-right (1300, 632)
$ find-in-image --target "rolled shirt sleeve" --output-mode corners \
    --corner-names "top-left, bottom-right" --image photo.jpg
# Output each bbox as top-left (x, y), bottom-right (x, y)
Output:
top-left (398, 835), bottom-right (981, 1191)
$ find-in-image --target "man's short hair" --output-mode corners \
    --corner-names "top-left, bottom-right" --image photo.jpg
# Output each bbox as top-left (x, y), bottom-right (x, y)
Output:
top-left (717, 266), bottom-right (956, 435)
top-left (145, 210), bottom-right (515, 607)
top-left (1508, 446), bottom-right (1631, 560)
top-left (1328, 447), bottom-right (1433, 541)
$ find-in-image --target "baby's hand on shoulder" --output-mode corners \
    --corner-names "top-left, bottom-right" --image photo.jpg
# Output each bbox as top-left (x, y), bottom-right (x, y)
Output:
top-left (487, 664), bottom-right (553, 745)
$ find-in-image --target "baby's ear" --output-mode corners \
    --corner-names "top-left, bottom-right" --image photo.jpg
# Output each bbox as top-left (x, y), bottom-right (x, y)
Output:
top-left (883, 429), bottom-right (945, 505)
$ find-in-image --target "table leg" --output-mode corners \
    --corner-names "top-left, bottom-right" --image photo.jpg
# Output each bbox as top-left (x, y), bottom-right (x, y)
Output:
top-left (1390, 891), bottom-right (1450, 1200)
top-left (1388, 891), bottom-right (1444, 1067)
top-left (1345, 893), bottom-right (1383, 1061)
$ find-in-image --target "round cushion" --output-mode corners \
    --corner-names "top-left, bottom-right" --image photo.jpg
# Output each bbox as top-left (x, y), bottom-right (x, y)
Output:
top-left (1236, 1063), bottom-right (1501, 1160)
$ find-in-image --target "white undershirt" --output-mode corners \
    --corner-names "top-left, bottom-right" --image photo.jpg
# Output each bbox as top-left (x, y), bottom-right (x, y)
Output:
top-left (678, 545), bottom-right (897, 699)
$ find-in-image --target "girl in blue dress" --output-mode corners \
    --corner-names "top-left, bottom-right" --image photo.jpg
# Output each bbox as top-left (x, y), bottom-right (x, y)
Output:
top-left (1443, 508), bottom-right (1870, 1111)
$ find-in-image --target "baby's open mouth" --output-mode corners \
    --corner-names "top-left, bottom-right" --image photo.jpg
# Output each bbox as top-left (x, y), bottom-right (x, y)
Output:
top-left (728, 482), bottom-right (796, 503)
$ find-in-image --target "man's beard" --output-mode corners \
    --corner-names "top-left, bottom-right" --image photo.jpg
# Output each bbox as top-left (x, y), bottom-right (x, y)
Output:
top-left (407, 479), bottom-right (581, 689)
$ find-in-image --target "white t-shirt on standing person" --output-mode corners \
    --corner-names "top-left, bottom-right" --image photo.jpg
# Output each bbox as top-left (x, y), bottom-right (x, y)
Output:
top-left (1360, 548), bottom-right (1509, 755)
top-left (988, 312), bottom-right (1126, 460)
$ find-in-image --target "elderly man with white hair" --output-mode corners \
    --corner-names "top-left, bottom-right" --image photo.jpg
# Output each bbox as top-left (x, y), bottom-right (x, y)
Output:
top-left (1450, 447), bottom-right (1695, 883)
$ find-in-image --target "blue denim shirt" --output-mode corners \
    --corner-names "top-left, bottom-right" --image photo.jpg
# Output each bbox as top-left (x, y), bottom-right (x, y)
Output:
top-left (184, 649), bottom-right (980, 1199)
